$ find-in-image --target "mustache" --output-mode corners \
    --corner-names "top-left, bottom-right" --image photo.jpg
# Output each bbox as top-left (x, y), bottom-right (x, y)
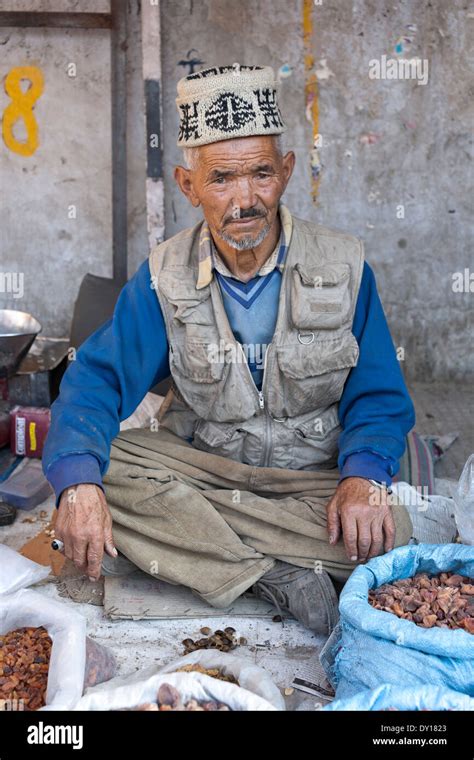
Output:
top-left (224, 208), bottom-right (265, 224)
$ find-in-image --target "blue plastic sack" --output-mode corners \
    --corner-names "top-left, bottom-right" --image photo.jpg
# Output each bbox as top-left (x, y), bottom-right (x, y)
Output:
top-left (321, 544), bottom-right (474, 700)
top-left (324, 683), bottom-right (474, 711)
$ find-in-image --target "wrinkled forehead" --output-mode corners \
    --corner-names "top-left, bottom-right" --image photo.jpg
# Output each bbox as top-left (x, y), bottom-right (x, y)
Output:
top-left (197, 135), bottom-right (282, 171)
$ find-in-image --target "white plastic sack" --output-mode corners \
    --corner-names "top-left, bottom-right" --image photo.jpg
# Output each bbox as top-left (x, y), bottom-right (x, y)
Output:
top-left (0, 544), bottom-right (50, 594)
top-left (75, 670), bottom-right (277, 711)
top-left (158, 650), bottom-right (285, 710)
top-left (0, 545), bottom-right (86, 710)
top-left (454, 455), bottom-right (474, 545)
top-left (391, 482), bottom-right (457, 545)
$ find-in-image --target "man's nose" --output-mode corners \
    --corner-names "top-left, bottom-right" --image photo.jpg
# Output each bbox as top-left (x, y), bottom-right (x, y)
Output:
top-left (233, 177), bottom-right (257, 210)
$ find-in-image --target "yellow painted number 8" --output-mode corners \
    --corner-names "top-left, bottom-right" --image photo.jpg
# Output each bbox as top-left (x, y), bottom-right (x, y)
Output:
top-left (3, 66), bottom-right (44, 157)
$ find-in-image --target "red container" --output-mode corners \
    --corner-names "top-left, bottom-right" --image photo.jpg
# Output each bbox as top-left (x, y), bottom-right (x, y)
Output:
top-left (10, 406), bottom-right (51, 458)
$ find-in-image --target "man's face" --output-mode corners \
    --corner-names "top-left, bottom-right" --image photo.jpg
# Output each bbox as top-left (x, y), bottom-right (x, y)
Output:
top-left (175, 135), bottom-right (295, 250)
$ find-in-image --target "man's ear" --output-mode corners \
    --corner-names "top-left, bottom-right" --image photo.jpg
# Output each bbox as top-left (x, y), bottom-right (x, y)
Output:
top-left (174, 166), bottom-right (201, 207)
top-left (281, 151), bottom-right (296, 191)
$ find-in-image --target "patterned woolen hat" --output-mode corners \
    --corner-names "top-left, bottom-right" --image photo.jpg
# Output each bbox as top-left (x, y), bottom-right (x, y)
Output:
top-left (176, 63), bottom-right (287, 147)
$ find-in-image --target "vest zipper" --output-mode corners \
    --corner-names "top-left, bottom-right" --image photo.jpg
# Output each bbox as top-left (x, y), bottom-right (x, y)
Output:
top-left (237, 342), bottom-right (273, 467)
top-left (259, 347), bottom-right (273, 468)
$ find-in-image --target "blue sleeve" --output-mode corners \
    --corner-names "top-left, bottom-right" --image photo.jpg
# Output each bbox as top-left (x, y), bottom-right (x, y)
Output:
top-left (338, 261), bottom-right (415, 485)
top-left (42, 258), bottom-right (170, 502)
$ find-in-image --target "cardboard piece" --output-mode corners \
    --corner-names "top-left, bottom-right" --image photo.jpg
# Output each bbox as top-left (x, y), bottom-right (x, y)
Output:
top-left (104, 570), bottom-right (276, 620)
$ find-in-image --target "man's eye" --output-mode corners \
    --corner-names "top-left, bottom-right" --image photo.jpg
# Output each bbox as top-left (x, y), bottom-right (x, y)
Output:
top-left (214, 177), bottom-right (227, 184)
top-left (256, 173), bottom-right (270, 180)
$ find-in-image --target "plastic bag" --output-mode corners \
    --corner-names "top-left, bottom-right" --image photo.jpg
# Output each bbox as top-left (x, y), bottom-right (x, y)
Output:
top-left (454, 455), bottom-right (474, 544)
top-left (158, 650), bottom-right (285, 710)
top-left (321, 543), bottom-right (474, 701)
top-left (324, 683), bottom-right (474, 711)
top-left (75, 670), bottom-right (277, 711)
top-left (0, 545), bottom-right (50, 595)
top-left (83, 637), bottom-right (117, 690)
top-left (0, 545), bottom-right (116, 710)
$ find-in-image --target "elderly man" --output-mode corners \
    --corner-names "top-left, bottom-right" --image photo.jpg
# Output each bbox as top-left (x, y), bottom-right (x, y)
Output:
top-left (43, 64), bottom-right (414, 635)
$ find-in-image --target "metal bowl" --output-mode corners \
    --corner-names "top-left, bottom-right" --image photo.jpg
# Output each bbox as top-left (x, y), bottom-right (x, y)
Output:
top-left (0, 309), bottom-right (42, 377)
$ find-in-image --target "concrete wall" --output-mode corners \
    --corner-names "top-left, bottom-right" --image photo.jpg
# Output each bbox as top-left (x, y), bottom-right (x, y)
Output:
top-left (0, 0), bottom-right (148, 336)
top-left (161, 0), bottom-right (473, 382)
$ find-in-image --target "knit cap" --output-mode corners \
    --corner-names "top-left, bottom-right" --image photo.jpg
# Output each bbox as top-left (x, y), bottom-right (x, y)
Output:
top-left (176, 63), bottom-right (286, 147)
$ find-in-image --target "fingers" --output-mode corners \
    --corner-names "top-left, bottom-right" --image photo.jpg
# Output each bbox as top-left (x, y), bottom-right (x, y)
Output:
top-left (383, 508), bottom-right (396, 553)
top-left (358, 509), bottom-right (394, 562)
top-left (55, 484), bottom-right (114, 579)
top-left (61, 535), bottom-right (74, 564)
top-left (340, 509), bottom-right (358, 562)
top-left (55, 515), bottom-right (73, 565)
top-left (356, 521), bottom-right (372, 562)
top-left (86, 535), bottom-right (104, 582)
top-left (103, 517), bottom-right (118, 559)
top-left (366, 520), bottom-right (384, 560)
top-left (326, 496), bottom-right (341, 545)
top-left (72, 539), bottom-right (89, 571)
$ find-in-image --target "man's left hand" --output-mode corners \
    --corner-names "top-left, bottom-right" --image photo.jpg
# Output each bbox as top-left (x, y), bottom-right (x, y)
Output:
top-left (326, 476), bottom-right (395, 563)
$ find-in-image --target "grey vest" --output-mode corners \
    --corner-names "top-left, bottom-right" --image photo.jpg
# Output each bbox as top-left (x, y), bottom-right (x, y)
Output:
top-left (149, 208), bottom-right (364, 471)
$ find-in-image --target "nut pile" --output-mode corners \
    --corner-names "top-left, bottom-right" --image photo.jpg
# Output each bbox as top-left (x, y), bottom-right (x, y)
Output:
top-left (128, 683), bottom-right (231, 711)
top-left (182, 626), bottom-right (246, 655)
top-left (369, 572), bottom-right (474, 632)
top-left (175, 664), bottom-right (238, 684)
top-left (0, 627), bottom-right (52, 710)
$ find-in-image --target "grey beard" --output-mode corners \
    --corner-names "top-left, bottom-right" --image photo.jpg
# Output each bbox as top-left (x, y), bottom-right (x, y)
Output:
top-left (216, 221), bottom-right (271, 251)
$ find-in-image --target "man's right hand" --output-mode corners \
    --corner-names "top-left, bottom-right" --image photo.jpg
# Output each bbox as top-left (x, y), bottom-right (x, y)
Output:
top-left (56, 483), bottom-right (117, 582)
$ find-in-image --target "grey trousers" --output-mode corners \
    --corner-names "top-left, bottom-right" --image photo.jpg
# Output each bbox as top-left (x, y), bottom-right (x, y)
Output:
top-left (103, 427), bottom-right (413, 608)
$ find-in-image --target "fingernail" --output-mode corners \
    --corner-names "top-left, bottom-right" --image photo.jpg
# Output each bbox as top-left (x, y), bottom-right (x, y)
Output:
top-left (350, 556), bottom-right (358, 562)
top-left (89, 576), bottom-right (96, 582)
top-left (112, 547), bottom-right (118, 557)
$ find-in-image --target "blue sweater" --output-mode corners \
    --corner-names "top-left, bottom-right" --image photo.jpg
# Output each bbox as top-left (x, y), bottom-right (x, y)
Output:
top-left (43, 258), bottom-right (415, 502)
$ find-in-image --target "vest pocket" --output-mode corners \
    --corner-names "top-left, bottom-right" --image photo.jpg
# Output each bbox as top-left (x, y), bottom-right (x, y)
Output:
top-left (167, 333), bottom-right (228, 420)
top-left (159, 268), bottom-right (215, 326)
top-left (193, 420), bottom-right (247, 461)
top-left (276, 332), bottom-right (359, 415)
top-left (170, 337), bottom-right (226, 384)
top-left (290, 262), bottom-right (351, 330)
top-left (291, 409), bottom-right (341, 469)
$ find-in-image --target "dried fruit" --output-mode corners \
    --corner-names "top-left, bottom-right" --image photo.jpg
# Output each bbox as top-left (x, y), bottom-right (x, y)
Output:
top-left (0, 627), bottom-right (52, 710)
top-left (368, 572), bottom-right (474, 633)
